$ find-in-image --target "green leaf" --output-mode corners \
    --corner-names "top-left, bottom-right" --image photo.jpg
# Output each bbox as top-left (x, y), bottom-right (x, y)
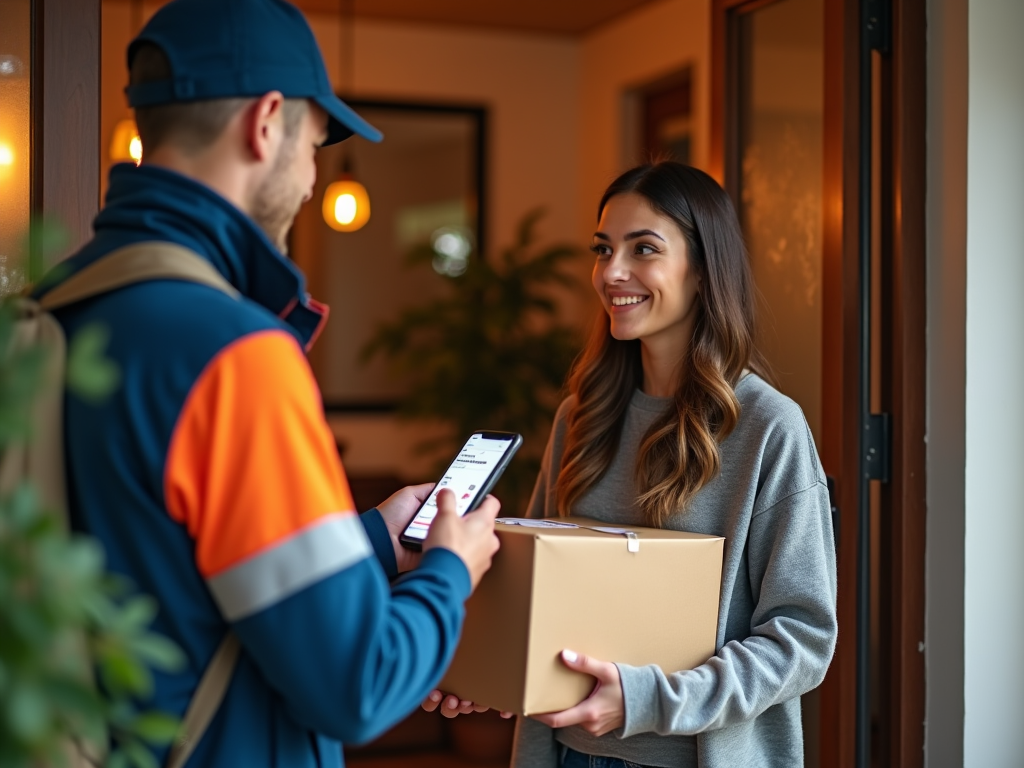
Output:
top-left (109, 596), bottom-right (158, 633)
top-left (98, 651), bottom-right (153, 698)
top-left (130, 712), bottom-right (181, 746)
top-left (128, 634), bottom-right (186, 673)
top-left (6, 682), bottom-right (50, 740)
top-left (66, 324), bottom-right (121, 402)
top-left (19, 216), bottom-right (71, 282)
top-left (121, 737), bottom-right (159, 768)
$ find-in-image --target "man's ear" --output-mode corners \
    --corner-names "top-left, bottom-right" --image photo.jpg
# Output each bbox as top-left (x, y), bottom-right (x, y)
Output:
top-left (246, 91), bottom-right (286, 162)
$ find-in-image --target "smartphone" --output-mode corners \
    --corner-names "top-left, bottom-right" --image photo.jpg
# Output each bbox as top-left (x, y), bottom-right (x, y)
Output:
top-left (399, 431), bottom-right (523, 551)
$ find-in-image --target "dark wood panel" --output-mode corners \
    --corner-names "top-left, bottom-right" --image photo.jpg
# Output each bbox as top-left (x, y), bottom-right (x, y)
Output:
top-left (31, 0), bottom-right (101, 258)
top-left (878, 0), bottom-right (928, 763)
top-left (816, 0), bottom-right (860, 765)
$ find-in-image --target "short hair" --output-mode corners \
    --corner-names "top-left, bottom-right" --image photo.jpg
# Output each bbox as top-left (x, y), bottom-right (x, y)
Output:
top-left (130, 43), bottom-right (307, 154)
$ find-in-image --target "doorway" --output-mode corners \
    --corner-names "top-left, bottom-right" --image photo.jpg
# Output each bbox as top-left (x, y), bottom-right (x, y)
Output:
top-left (712, 0), bottom-right (927, 766)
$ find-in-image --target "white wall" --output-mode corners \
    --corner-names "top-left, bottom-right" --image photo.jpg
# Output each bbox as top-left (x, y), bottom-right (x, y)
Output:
top-left (927, 0), bottom-right (1024, 765)
top-left (925, 0), bottom-right (968, 763)
top-left (962, 0), bottom-right (1024, 763)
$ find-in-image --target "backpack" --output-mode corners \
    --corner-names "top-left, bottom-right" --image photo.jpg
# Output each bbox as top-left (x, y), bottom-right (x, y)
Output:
top-left (0, 242), bottom-right (243, 768)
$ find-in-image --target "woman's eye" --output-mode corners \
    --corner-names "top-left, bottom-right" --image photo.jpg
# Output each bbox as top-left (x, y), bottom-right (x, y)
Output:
top-left (635, 243), bottom-right (658, 256)
top-left (589, 244), bottom-right (611, 258)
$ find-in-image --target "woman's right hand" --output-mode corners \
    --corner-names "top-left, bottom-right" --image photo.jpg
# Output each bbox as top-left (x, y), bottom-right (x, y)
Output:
top-left (421, 690), bottom-right (513, 719)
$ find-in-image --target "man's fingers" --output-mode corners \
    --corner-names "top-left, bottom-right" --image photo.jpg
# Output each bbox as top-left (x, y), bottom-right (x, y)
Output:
top-left (421, 690), bottom-right (443, 712)
top-left (435, 488), bottom-right (457, 517)
top-left (472, 494), bottom-right (501, 522)
top-left (409, 482), bottom-right (436, 503)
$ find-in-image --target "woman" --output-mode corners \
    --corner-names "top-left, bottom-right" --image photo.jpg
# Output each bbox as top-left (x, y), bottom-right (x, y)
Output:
top-left (511, 162), bottom-right (837, 768)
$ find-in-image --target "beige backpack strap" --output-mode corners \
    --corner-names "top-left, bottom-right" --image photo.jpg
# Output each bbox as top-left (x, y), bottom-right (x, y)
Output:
top-left (38, 241), bottom-right (238, 312)
top-left (0, 299), bottom-right (68, 514)
top-left (165, 633), bottom-right (241, 768)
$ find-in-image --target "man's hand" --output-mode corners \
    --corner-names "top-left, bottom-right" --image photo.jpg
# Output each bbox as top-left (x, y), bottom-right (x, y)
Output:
top-left (423, 488), bottom-right (500, 591)
top-left (421, 691), bottom-right (496, 719)
top-left (376, 483), bottom-right (434, 573)
top-left (532, 650), bottom-right (625, 736)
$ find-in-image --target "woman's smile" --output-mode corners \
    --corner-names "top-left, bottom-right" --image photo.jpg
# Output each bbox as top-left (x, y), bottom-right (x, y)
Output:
top-left (609, 293), bottom-right (650, 308)
top-left (591, 192), bottom-right (700, 349)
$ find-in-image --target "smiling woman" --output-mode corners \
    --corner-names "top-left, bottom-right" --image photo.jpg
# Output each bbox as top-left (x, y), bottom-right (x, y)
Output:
top-left (511, 161), bottom-right (838, 768)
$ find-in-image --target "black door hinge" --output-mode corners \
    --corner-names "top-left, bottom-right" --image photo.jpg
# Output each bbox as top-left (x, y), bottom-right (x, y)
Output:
top-left (864, 413), bottom-right (891, 482)
top-left (865, 0), bottom-right (891, 54)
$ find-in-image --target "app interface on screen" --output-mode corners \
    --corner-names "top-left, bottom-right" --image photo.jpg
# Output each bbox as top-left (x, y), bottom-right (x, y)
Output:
top-left (405, 435), bottom-right (512, 540)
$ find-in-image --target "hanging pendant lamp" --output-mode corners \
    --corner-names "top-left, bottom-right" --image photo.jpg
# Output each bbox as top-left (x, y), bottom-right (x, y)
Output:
top-left (322, 0), bottom-right (370, 232)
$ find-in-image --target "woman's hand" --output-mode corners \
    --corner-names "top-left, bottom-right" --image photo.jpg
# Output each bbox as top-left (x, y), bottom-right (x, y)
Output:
top-left (532, 650), bottom-right (625, 737)
top-left (421, 690), bottom-right (514, 719)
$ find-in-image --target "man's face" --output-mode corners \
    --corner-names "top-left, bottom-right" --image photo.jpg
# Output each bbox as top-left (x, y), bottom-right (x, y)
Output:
top-left (250, 102), bottom-right (330, 253)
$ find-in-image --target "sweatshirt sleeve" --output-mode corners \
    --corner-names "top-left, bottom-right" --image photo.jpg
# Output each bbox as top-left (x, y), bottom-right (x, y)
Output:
top-left (164, 329), bottom-right (470, 745)
top-left (615, 424), bottom-right (838, 737)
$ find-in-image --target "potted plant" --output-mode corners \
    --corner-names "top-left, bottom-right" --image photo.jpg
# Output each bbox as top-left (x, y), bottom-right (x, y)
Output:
top-left (362, 208), bottom-right (586, 517)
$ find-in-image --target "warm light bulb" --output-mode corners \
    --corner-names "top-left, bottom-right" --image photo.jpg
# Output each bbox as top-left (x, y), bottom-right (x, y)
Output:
top-left (128, 135), bottom-right (143, 165)
top-left (0, 144), bottom-right (13, 166)
top-left (110, 118), bottom-right (143, 165)
top-left (322, 177), bottom-right (371, 232)
top-left (334, 193), bottom-right (358, 225)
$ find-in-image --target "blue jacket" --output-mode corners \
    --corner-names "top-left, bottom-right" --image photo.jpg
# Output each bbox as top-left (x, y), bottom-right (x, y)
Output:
top-left (40, 163), bottom-right (469, 766)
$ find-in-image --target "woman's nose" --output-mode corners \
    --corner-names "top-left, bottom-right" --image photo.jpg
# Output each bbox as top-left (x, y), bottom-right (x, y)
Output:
top-left (602, 251), bottom-right (630, 283)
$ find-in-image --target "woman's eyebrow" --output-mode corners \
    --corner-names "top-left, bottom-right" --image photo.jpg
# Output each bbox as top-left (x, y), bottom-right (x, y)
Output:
top-left (592, 230), bottom-right (666, 242)
top-left (625, 229), bottom-right (666, 242)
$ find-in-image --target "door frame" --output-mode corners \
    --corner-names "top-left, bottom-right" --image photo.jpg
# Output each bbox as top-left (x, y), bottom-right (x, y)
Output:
top-left (31, 0), bottom-right (101, 256)
top-left (710, 0), bottom-right (927, 765)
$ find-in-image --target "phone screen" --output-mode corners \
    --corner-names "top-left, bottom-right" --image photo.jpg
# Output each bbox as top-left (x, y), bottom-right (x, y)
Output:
top-left (402, 432), bottom-right (519, 543)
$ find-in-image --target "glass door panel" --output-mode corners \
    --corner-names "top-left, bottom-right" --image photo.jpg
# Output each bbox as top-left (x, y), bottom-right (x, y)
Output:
top-left (731, 1), bottom-right (825, 765)
top-left (735, 0), bottom-right (825, 443)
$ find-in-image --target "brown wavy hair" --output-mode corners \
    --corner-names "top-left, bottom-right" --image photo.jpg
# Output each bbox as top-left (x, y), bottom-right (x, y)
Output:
top-left (555, 162), bottom-right (773, 526)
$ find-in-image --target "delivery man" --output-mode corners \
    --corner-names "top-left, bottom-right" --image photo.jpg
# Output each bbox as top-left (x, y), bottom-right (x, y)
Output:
top-left (35, 0), bottom-right (500, 765)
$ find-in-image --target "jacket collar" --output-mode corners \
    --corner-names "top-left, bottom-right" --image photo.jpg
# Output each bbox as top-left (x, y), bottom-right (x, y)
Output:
top-left (86, 163), bottom-right (327, 348)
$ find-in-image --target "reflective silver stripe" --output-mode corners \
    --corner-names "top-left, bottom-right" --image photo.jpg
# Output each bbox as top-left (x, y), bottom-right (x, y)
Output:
top-left (208, 513), bottom-right (373, 621)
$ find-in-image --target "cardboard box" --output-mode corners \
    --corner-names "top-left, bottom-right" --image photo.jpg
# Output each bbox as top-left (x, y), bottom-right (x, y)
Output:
top-left (440, 517), bottom-right (724, 716)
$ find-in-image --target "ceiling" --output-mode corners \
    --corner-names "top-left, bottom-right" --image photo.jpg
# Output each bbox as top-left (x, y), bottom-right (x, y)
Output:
top-left (292, 0), bottom-right (662, 36)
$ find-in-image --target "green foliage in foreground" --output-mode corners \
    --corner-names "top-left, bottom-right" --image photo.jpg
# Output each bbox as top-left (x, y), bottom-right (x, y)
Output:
top-left (0, 227), bottom-right (185, 768)
top-left (362, 209), bottom-right (586, 514)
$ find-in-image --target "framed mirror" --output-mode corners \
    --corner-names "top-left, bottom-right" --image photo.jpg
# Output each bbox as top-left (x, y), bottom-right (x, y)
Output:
top-left (290, 99), bottom-right (487, 412)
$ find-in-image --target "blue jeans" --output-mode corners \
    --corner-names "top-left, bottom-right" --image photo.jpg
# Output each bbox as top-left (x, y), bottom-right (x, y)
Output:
top-left (560, 745), bottom-right (655, 768)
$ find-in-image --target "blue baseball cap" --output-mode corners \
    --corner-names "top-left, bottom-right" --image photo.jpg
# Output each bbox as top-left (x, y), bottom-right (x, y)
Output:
top-left (125, 0), bottom-right (382, 146)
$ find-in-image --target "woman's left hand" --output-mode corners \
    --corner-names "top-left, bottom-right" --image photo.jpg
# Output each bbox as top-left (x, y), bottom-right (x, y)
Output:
top-left (532, 649), bottom-right (625, 737)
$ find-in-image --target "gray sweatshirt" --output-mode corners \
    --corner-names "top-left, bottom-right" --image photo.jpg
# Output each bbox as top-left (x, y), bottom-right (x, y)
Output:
top-left (511, 374), bottom-right (838, 768)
